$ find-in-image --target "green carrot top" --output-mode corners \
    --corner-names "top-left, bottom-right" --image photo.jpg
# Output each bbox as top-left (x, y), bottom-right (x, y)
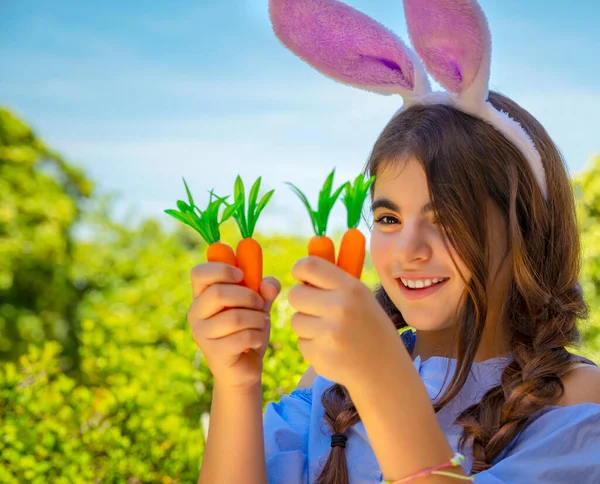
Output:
top-left (341, 173), bottom-right (376, 229)
top-left (164, 177), bottom-right (241, 245)
top-left (217, 175), bottom-right (275, 239)
top-left (286, 168), bottom-right (346, 237)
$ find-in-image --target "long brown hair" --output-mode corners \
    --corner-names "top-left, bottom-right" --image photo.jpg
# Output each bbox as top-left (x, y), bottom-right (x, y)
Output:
top-left (315, 90), bottom-right (593, 483)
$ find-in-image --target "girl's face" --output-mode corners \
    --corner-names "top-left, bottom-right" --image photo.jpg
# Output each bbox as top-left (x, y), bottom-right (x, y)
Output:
top-left (370, 158), bottom-right (472, 331)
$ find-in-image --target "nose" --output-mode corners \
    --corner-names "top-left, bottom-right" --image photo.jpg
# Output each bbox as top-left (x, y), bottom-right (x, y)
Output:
top-left (393, 223), bottom-right (432, 264)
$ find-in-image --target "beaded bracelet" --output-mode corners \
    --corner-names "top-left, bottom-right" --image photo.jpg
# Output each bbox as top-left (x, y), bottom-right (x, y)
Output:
top-left (383, 452), bottom-right (475, 483)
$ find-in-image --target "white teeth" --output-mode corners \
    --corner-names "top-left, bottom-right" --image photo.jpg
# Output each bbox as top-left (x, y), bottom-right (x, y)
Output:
top-left (400, 278), bottom-right (447, 288)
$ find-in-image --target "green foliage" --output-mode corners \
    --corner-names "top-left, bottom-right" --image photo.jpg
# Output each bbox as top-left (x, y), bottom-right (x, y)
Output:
top-left (573, 154), bottom-right (600, 358)
top-left (340, 174), bottom-right (375, 229)
top-left (163, 178), bottom-right (241, 245)
top-left (0, 106), bottom-right (599, 482)
top-left (286, 168), bottom-right (346, 236)
top-left (0, 108), bottom-right (94, 367)
top-left (221, 175), bottom-right (275, 239)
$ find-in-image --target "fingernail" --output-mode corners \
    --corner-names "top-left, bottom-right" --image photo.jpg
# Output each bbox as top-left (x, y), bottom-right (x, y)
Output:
top-left (233, 268), bottom-right (244, 280)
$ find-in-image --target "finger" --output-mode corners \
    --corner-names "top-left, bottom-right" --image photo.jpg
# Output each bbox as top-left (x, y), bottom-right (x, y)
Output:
top-left (290, 312), bottom-right (322, 340)
top-left (297, 337), bottom-right (317, 367)
top-left (260, 276), bottom-right (282, 312)
top-left (287, 283), bottom-right (333, 317)
top-left (292, 255), bottom-right (350, 291)
top-left (210, 328), bottom-right (266, 356)
top-left (192, 284), bottom-right (265, 320)
top-left (192, 308), bottom-right (269, 340)
top-left (190, 262), bottom-right (244, 299)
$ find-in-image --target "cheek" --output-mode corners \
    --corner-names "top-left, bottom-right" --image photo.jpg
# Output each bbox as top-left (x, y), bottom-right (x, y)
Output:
top-left (444, 244), bottom-right (471, 283)
top-left (370, 233), bottom-right (394, 273)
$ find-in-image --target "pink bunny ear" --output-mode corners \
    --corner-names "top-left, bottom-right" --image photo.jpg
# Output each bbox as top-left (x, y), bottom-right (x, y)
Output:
top-left (403, 0), bottom-right (490, 103)
top-left (268, 0), bottom-right (430, 97)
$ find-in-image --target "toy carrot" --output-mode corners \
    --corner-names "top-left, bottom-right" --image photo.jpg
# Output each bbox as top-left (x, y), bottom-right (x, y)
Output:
top-left (286, 168), bottom-right (346, 264)
top-left (217, 175), bottom-right (274, 294)
top-left (337, 173), bottom-right (375, 280)
top-left (164, 177), bottom-right (241, 264)
top-left (165, 178), bottom-right (254, 353)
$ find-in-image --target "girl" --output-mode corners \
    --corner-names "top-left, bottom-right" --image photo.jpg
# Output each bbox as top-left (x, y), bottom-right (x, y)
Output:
top-left (191, 0), bottom-right (600, 482)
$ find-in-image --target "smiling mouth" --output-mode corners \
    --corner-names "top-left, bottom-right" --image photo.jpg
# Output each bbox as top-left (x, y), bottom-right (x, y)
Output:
top-left (400, 279), bottom-right (449, 290)
top-left (396, 278), bottom-right (450, 300)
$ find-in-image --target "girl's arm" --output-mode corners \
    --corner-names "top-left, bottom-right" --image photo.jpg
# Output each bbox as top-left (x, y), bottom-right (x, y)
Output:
top-left (346, 336), bottom-right (467, 483)
top-left (198, 381), bottom-right (267, 484)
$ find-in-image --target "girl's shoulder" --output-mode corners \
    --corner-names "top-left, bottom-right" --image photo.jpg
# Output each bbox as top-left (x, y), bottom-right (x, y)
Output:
top-left (295, 365), bottom-right (318, 389)
top-left (558, 358), bottom-right (600, 406)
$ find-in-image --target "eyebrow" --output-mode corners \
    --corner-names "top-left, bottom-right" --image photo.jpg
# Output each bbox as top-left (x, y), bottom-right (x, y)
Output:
top-left (370, 197), bottom-right (434, 215)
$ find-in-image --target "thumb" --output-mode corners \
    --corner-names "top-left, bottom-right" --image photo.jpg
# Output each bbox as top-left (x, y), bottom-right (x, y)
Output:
top-left (260, 276), bottom-right (281, 312)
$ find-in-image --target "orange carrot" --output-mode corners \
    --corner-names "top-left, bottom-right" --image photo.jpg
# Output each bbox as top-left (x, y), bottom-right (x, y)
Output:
top-left (336, 174), bottom-right (375, 280)
top-left (287, 168), bottom-right (345, 267)
top-left (236, 237), bottom-right (263, 293)
top-left (308, 235), bottom-right (335, 264)
top-left (220, 175), bottom-right (274, 295)
top-left (337, 228), bottom-right (366, 279)
top-left (207, 241), bottom-right (237, 266)
top-left (219, 176), bottom-right (275, 353)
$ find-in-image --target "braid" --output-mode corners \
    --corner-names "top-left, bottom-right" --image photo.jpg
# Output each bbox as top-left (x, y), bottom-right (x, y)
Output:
top-left (315, 384), bottom-right (359, 484)
top-left (456, 283), bottom-right (589, 473)
top-left (454, 150), bottom-right (591, 473)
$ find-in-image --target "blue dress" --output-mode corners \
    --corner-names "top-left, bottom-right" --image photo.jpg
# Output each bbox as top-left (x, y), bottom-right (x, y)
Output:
top-left (263, 330), bottom-right (600, 483)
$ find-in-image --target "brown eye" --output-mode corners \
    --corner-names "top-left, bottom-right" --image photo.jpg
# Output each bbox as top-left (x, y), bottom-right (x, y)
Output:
top-left (374, 215), bottom-right (399, 225)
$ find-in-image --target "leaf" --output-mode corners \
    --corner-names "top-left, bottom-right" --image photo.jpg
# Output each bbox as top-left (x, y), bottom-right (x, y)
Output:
top-left (164, 209), bottom-right (189, 226)
top-left (318, 169), bottom-right (335, 215)
top-left (310, 209), bottom-right (321, 236)
top-left (221, 199), bottom-right (243, 223)
top-left (176, 200), bottom-right (193, 214)
top-left (182, 177), bottom-right (195, 208)
top-left (340, 174), bottom-right (376, 229)
top-left (192, 220), bottom-right (214, 243)
top-left (340, 181), bottom-right (352, 207)
top-left (254, 189), bottom-right (274, 221)
top-left (286, 182), bottom-right (314, 215)
top-left (286, 181), bottom-right (321, 236)
top-left (248, 177), bottom-right (261, 219)
top-left (329, 183), bottom-right (346, 208)
top-left (234, 175), bottom-right (248, 236)
top-left (203, 191), bottom-right (220, 221)
top-left (164, 209), bottom-right (211, 243)
top-left (204, 189), bottom-right (228, 242)
top-left (209, 191), bottom-right (230, 204)
top-left (234, 176), bottom-right (246, 212)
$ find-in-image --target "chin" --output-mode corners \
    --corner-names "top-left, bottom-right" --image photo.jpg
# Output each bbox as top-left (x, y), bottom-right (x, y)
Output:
top-left (396, 307), bottom-right (451, 330)
top-left (403, 315), bottom-right (455, 332)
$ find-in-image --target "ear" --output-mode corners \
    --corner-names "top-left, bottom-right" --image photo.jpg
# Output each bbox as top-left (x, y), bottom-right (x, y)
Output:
top-left (268, 0), bottom-right (430, 98)
top-left (403, 0), bottom-right (491, 110)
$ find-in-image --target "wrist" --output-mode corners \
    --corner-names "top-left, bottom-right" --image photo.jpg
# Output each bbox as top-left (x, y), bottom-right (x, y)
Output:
top-left (213, 379), bottom-right (263, 398)
top-left (346, 332), bottom-right (408, 395)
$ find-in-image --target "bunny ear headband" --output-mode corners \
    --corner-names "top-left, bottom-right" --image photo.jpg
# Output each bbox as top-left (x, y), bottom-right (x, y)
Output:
top-left (268, 0), bottom-right (549, 201)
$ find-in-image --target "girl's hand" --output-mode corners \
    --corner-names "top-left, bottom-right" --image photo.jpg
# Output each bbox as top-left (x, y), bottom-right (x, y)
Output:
top-left (288, 256), bottom-right (400, 388)
top-left (187, 262), bottom-right (281, 392)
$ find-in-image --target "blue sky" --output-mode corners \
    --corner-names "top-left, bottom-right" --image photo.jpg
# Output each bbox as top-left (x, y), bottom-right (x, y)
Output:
top-left (1, 0), bottom-right (599, 241)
